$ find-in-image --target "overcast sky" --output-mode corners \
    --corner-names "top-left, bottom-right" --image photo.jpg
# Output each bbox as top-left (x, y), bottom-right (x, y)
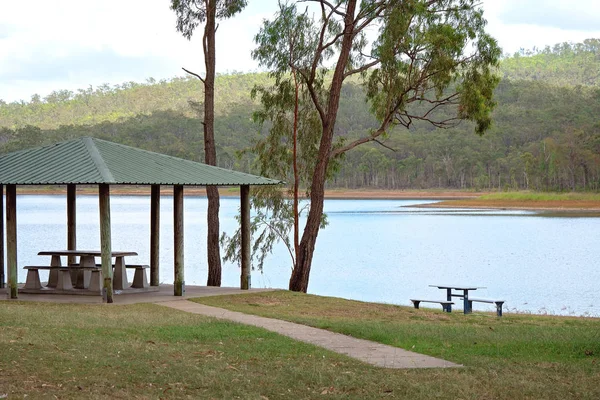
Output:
top-left (1, 0), bottom-right (599, 103)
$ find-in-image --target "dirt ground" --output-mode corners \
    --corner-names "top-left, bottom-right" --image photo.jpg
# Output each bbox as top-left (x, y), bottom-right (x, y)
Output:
top-left (12, 186), bottom-right (600, 211)
top-left (426, 199), bottom-right (600, 211)
top-left (14, 186), bottom-right (481, 199)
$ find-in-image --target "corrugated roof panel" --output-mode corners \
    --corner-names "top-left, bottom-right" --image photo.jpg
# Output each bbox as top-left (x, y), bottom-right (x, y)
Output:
top-left (0, 137), bottom-right (283, 186)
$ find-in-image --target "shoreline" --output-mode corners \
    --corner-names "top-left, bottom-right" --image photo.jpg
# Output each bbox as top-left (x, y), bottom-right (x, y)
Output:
top-left (9, 187), bottom-right (600, 211)
top-left (12, 186), bottom-right (481, 200)
top-left (418, 199), bottom-right (600, 213)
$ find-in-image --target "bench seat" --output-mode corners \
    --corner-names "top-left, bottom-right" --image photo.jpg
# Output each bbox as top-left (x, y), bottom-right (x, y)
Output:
top-left (66, 264), bottom-right (102, 269)
top-left (467, 298), bottom-right (505, 316)
top-left (410, 299), bottom-right (454, 313)
top-left (23, 266), bottom-right (72, 290)
top-left (125, 264), bottom-right (150, 289)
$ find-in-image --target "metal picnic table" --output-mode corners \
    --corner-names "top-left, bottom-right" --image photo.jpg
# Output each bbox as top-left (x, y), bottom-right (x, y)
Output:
top-left (429, 284), bottom-right (486, 314)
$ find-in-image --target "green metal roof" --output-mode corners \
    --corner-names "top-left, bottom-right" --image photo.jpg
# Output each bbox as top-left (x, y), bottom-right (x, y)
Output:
top-left (0, 137), bottom-right (283, 186)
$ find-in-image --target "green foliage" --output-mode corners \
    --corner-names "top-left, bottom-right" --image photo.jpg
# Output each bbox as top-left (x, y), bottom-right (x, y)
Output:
top-left (246, 1), bottom-right (502, 288)
top-left (366, 0), bottom-right (501, 137)
top-left (479, 192), bottom-right (600, 202)
top-left (171, 0), bottom-right (248, 39)
top-left (222, 2), bottom-right (330, 273)
top-left (501, 39), bottom-right (600, 86)
top-left (221, 187), bottom-right (297, 272)
top-left (0, 39), bottom-right (599, 192)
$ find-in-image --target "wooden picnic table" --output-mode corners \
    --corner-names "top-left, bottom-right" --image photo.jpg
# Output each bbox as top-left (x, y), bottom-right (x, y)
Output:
top-left (37, 250), bottom-right (138, 291)
top-left (429, 284), bottom-right (486, 314)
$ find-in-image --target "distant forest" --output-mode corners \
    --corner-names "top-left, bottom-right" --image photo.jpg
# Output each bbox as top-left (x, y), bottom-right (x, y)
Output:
top-left (1, 39), bottom-right (599, 192)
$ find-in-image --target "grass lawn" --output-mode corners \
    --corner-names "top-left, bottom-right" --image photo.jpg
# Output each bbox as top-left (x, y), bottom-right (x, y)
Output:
top-left (431, 191), bottom-right (600, 211)
top-left (0, 294), bottom-right (599, 399)
top-left (194, 291), bottom-right (600, 399)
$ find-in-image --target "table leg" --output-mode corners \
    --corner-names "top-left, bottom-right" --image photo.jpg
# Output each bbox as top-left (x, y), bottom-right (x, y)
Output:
top-left (113, 256), bottom-right (128, 290)
top-left (47, 255), bottom-right (62, 288)
top-left (88, 270), bottom-right (103, 293)
top-left (463, 290), bottom-right (471, 314)
top-left (446, 288), bottom-right (452, 302)
top-left (56, 269), bottom-right (73, 291)
top-left (76, 255), bottom-right (95, 289)
top-left (24, 269), bottom-right (42, 289)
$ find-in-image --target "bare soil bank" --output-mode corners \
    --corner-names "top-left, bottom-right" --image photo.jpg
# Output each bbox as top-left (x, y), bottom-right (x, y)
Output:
top-left (12, 186), bottom-right (600, 211)
top-left (12, 186), bottom-right (480, 200)
top-left (423, 199), bottom-right (600, 212)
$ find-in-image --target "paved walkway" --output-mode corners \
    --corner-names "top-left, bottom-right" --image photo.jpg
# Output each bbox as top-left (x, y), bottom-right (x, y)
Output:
top-left (159, 300), bottom-right (461, 369)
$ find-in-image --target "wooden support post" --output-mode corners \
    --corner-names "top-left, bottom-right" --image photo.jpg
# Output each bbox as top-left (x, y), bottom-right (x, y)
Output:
top-left (6, 184), bottom-right (17, 298)
top-left (0, 184), bottom-right (4, 289)
top-left (150, 184), bottom-right (160, 286)
top-left (173, 185), bottom-right (184, 296)
top-left (67, 184), bottom-right (77, 265)
top-left (99, 184), bottom-right (113, 303)
top-left (240, 185), bottom-right (250, 290)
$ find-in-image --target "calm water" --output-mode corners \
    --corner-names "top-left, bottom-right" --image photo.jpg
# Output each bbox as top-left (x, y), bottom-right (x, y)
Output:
top-left (6, 195), bottom-right (600, 316)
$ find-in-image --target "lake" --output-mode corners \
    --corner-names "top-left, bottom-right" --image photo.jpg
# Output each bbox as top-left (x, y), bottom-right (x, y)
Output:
top-left (6, 195), bottom-right (600, 317)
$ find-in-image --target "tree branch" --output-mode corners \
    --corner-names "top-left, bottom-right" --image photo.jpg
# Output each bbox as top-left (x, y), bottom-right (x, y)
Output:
top-left (344, 59), bottom-right (380, 78)
top-left (303, 0), bottom-right (346, 18)
top-left (295, 68), bottom-right (326, 122)
top-left (374, 139), bottom-right (397, 152)
top-left (256, 217), bottom-right (295, 266)
top-left (182, 67), bottom-right (205, 84)
top-left (353, 2), bottom-right (387, 33)
top-left (331, 123), bottom-right (389, 158)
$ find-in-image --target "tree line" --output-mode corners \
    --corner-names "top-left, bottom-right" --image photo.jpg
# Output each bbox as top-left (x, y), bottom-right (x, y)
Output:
top-left (1, 40), bottom-right (599, 193)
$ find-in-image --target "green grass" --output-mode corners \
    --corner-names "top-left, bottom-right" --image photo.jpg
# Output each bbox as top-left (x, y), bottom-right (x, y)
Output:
top-left (1, 295), bottom-right (599, 399)
top-left (194, 291), bottom-right (600, 399)
top-left (479, 191), bottom-right (600, 201)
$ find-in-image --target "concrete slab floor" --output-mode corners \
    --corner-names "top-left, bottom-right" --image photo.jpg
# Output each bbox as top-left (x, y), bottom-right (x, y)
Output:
top-left (0, 284), bottom-right (275, 305)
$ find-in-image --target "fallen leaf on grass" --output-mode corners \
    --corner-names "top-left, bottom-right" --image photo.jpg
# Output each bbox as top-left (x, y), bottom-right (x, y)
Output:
top-left (320, 386), bottom-right (335, 395)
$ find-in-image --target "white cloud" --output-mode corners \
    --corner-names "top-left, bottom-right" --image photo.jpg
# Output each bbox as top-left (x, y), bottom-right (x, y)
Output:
top-left (482, 0), bottom-right (600, 54)
top-left (0, 0), bottom-right (598, 103)
top-left (497, 0), bottom-right (600, 31)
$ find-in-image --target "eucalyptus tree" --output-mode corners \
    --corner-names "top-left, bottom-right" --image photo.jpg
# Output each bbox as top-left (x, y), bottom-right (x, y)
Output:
top-left (171, 0), bottom-right (247, 286)
top-left (252, 0), bottom-right (501, 292)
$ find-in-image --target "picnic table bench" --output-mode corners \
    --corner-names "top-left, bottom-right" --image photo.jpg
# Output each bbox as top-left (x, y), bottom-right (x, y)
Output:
top-left (411, 285), bottom-right (505, 316)
top-left (24, 250), bottom-right (141, 293)
top-left (467, 298), bottom-right (505, 317)
top-left (24, 266), bottom-right (72, 290)
top-left (410, 299), bottom-right (454, 313)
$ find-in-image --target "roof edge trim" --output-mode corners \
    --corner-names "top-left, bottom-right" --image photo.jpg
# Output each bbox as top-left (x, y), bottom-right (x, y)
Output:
top-left (83, 137), bottom-right (115, 183)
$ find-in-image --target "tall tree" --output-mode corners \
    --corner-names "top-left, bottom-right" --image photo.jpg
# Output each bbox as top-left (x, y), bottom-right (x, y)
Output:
top-left (252, 0), bottom-right (501, 292)
top-left (221, 4), bottom-right (326, 276)
top-left (171, 0), bottom-right (247, 286)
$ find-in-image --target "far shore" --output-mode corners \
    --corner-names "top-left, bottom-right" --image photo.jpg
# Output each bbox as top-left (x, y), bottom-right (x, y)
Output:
top-left (9, 186), bottom-right (600, 211)
top-left (12, 186), bottom-right (481, 200)
top-left (419, 199), bottom-right (600, 212)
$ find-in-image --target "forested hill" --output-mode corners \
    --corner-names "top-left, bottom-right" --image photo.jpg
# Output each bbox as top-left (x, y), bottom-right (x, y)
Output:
top-left (1, 40), bottom-right (599, 192)
top-left (500, 39), bottom-right (600, 86)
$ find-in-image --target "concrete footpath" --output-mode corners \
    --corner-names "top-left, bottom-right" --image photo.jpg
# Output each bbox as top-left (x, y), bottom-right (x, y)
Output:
top-left (159, 300), bottom-right (461, 369)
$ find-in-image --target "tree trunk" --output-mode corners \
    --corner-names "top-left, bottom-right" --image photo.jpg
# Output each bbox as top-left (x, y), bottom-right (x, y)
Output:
top-left (289, 0), bottom-right (357, 292)
top-left (292, 68), bottom-right (300, 262)
top-left (204, 0), bottom-right (221, 286)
